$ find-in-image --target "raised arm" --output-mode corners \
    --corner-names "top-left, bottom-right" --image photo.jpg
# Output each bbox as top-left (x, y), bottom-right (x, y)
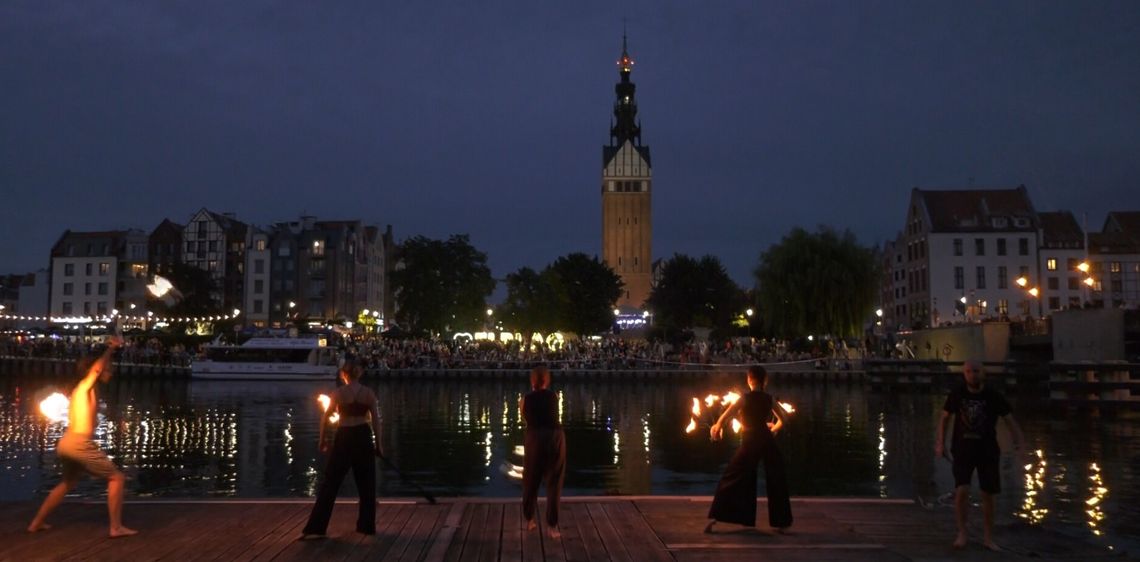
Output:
top-left (75, 337), bottom-right (122, 394)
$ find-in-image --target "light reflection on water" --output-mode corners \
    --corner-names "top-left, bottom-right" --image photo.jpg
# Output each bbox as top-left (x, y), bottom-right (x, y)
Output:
top-left (0, 372), bottom-right (1135, 549)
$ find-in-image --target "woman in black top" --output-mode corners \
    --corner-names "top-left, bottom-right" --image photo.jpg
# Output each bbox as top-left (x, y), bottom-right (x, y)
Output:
top-left (520, 366), bottom-right (567, 539)
top-left (705, 365), bottom-right (792, 533)
top-left (301, 360), bottom-right (383, 539)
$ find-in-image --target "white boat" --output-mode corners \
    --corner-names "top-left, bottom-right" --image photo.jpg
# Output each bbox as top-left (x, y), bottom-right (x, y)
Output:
top-left (191, 336), bottom-right (339, 380)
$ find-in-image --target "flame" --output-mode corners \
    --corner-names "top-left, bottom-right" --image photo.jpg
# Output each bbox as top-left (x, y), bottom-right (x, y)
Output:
top-left (722, 391), bottom-right (741, 406)
top-left (731, 419), bottom-right (742, 434)
top-left (691, 397), bottom-right (701, 417)
top-left (39, 392), bottom-right (70, 423)
top-left (779, 401), bottom-right (796, 414)
top-left (146, 275), bottom-right (174, 298)
top-left (685, 418), bottom-right (697, 434)
top-left (704, 394), bottom-right (718, 407)
top-left (513, 445), bottom-right (525, 457)
top-left (328, 412), bottom-right (340, 424)
top-left (317, 394), bottom-right (331, 412)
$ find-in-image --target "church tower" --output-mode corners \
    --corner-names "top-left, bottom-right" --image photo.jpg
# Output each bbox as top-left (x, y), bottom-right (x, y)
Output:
top-left (602, 34), bottom-right (652, 310)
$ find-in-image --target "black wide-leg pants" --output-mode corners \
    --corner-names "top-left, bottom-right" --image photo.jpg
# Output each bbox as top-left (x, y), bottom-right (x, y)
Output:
top-left (522, 427), bottom-right (567, 527)
top-left (303, 424), bottom-right (377, 535)
top-left (708, 432), bottom-right (792, 528)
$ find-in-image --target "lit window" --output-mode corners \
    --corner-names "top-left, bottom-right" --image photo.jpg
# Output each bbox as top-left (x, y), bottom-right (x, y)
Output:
top-left (1046, 258), bottom-right (1056, 271)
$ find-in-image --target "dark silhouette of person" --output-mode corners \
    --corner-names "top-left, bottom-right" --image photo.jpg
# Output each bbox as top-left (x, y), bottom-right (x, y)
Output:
top-left (520, 366), bottom-right (567, 539)
top-left (301, 360), bottom-right (382, 539)
top-left (705, 365), bottom-right (792, 533)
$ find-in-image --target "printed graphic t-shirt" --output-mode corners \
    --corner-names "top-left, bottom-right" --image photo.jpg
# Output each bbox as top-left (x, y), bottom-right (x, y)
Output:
top-left (943, 384), bottom-right (1012, 453)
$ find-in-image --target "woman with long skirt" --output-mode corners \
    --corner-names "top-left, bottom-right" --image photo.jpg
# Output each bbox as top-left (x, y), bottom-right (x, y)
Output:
top-left (301, 360), bottom-right (383, 539)
top-left (520, 366), bottom-right (567, 539)
top-left (705, 365), bottom-right (793, 533)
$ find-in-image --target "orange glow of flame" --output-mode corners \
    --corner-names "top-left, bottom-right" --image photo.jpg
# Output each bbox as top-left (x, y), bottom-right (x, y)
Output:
top-left (317, 394), bottom-right (331, 412)
top-left (328, 412), bottom-right (340, 424)
top-left (731, 419), bottom-right (742, 434)
top-left (779, 401), bottom-right (796, 414)
top-left (40, 392), bottom-right (69, 423)
top-left (691, 397), bottom-right (701, 417)
top-left (722, 391), bottom-right (741, 406)
top-left (685, 418), bottom-right (697, 434)
top-left (704, 394), bottom-right (718, 407)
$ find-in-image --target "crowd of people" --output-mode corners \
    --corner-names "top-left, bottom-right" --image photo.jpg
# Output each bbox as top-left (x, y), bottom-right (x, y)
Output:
top-left (0, 331), bottom-right (866, 372)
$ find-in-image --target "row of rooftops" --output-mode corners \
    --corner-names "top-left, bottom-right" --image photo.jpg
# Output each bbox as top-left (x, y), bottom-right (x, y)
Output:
top-left (910, 186), bottom-right (1140, 253)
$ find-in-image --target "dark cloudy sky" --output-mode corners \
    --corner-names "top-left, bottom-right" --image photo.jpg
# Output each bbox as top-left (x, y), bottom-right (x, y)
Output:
top-left (3, 1), bottom-right (1139, 285)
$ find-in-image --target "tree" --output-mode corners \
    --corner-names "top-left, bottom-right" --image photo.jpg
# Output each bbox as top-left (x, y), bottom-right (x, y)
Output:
top-left (646, 254), bottom-right (744, 333)
top-left (391, 235), bottom-right (496, 335)
top-left (543, 253), bottom-right (623, 337)
top-left (500, 267), bottom-right (555, 343)
top-left (753, 226), bottom-right (879, 338)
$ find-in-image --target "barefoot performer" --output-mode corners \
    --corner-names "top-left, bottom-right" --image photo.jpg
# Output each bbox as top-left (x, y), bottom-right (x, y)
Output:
top-left (301, 360), bottom-right (382, 539)
top-left (705, 365), bottom-right (792, 533)
top-left (936, 358), bottom-right (1025, 551)
top-left (520, 366), bottom-right (566, 540)
top-left (27, 336), bottom-right (137, 538)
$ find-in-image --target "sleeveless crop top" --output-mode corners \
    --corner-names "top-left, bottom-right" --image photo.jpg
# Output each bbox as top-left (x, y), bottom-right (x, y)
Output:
top-left (339, 384), bottom-right (371, 417)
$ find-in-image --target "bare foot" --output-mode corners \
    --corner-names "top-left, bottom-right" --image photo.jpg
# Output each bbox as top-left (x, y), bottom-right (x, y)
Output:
top-left (298, 533), bottom-right (327, 541)
top-left (774, 526), bottom-right (791, 535)
top-left (983, 540), bottom-right (1003, 552)
top-left (952, 532), bottom-right (968, 549)
top-left (547, 526), bottom-right (561, 540)
top-left (109, 526), bottom-right (138, 538)
top-left (703, 521), bottom-right (715, 534)
top-left (27, 523), bottom-right (52, 533)
top-left (525, 519), bottom-right (537, 532)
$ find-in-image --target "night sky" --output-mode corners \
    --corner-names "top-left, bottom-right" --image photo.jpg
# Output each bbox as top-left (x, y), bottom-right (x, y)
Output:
top-left (3, 1), bottom-right (1139, 285)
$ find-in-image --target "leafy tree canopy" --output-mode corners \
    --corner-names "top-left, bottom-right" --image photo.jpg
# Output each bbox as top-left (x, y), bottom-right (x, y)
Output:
top-left (501, 253), bottom-right (623, 338)
top-left (646, 254), bottom-right (743, 332)
top-left (392, 234), bottom-right (495, 335)
top-left (753, 226), bottom-right (879, 338)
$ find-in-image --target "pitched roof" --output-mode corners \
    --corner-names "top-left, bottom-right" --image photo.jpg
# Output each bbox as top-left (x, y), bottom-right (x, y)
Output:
top-left (1038, 211), bottom-right (1084, 248)
top-left (50, 230), bottom-right (128, 257)
top-left (1104, 211), bottom-right (1140, 240)
top-left (914, 186), bottom-right (1037, 233)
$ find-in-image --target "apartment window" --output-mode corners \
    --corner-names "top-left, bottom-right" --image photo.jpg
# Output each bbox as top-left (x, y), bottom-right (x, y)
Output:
top-left (1111, 279), bottom-right (1123, 293)
top-left (254, 280), bottom-right (264, 294)
top-left (975, 238), bottom-right (985, 256)
top-left (254, 259), bottom-right (265, 274)
top-left (64, 264), bottom-right (75, 276)
top-left (99, 263), bottom-right (109, 275)
top-left (1048, 297), bottom-right (1060, 311)
top-left (209, 240), bottom-right (218, 252)
top-left (85, 263), bottom-right (93, 276)
top-left (254, 299), bottom-right (264, 314)
top-left (953, 238), bottom-right (963, 256)
top-left (312, 240), bottom-right (325, 257)
top-left (198, 220), bottom-right (207, 233)
top-left (96, 302), bottom-right (107, 315)
top-left (1067, 258), bottom-right (1078, 271)
top-left (1068, 277), bottom-right (1079, 290)
top-left (1092, 280), bottom-right (1103, 291)
top-left (256, 239), bottom-right (267, 251)
top-left (84, 283), bottom-right (92, 296)
top-left (186, 242), bottom-right (195, 253)
top-left (996, 239), bottom-right (1007, 256)
top-left (997, 266), bottom-right (1008, 289)
top-left (62, 302), bottom-right (73, 315)
top-left (1046, 258), bottom-right (1057, 271)
top-left (1069, 296), bottom-right (1081, 308)
top-left (207, 260), bottom-right (219, 272)
top-left (1047, 277), bottom-right (1058, 290)
top-left (1110, 262), bottom-right (1121, 273)
top-left (278, 245), bottom-right (291, 257)
top-left (83, 302), bottom-right (92, 315)
top-left (1019, 266), bottom-right (1030, 278)
top-left (996, 299), bottom-right (1008, 316)
top-left (1019, 238), bottom-right (1029, 256)
top-left (63, 283), bottom-right (74, 296)
top-left (976, 266), bottom-right (986, 289)
top-left (954, 267), bottom-right (964, 290)
top-left (98, 282), bottom-right (108, 296)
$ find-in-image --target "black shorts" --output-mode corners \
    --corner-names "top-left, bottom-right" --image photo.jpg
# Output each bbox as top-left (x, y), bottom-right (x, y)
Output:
top-left (952, 446), bottom-right (1000, 494)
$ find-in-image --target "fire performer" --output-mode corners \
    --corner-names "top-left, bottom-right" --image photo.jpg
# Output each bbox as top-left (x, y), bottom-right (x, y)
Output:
top-left (936, 358), bottom-right (1024, 551)
top-left (27, 336), bottom-right (137, 538)
top-left (301, 360), bottom-right (382, 539)
top-left (520, 366), bottom-right (566, 539)
top-left (705, 365), bottom-right (792, 533)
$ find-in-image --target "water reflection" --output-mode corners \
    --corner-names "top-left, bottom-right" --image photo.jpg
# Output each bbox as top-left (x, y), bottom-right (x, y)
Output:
top-left (0, 373), bottom-right (1134, 549)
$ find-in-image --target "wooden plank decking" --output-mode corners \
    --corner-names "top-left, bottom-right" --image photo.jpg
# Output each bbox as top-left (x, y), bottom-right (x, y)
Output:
top-left (0, 497), bottom-right (1120, 561)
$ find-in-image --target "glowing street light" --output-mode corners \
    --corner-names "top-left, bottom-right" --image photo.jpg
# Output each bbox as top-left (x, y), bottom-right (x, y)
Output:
top-left (1015, 276), bottom-right (1028, 287)
top-left (1084, 277), bottom-right (1096, 287)
top-left (746, 308), bottom-right (754, 317)
top-left (613, 308), bottom-right (620, 316)
top-left (486, 308), bottom-right (493, 317)
top-left (1028, 287), bottom-right (1040, 298)
top-left (1077, 262), bottom-right (1090, 273)
top-left (874, 308), bottom-right (883, 318)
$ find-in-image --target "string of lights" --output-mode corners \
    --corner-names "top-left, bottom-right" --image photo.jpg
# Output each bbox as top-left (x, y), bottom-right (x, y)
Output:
top-left (0, 308), bottom-right (241, 325)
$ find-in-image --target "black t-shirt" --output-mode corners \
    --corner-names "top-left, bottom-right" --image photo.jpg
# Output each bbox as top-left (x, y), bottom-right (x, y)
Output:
top-left (739, 390), bottom-right (774, 434)
top-left (524, 389), bottom-right (559, 429)
top-left (943, 384), bottom-right (1011, 451)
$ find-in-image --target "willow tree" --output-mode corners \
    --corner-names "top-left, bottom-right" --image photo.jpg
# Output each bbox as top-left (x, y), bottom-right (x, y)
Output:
top-left (753, 227), bottom-right (878, 338)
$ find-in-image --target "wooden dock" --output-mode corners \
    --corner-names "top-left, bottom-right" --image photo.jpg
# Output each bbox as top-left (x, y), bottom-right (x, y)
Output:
top-left (0, 497), bottom-right (1119, 561)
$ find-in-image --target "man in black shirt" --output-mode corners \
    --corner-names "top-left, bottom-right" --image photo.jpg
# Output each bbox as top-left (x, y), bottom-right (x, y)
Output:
top-left (936, 359), bottom-right (1025, 551)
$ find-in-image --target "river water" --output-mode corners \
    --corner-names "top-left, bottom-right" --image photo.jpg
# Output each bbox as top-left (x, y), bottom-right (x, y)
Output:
top-left (0, 371), bottom-right (1134, 552)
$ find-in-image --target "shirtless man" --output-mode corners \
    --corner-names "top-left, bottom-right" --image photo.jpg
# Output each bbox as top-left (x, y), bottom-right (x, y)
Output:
top-left (27, 336), bottom-right (138, 537)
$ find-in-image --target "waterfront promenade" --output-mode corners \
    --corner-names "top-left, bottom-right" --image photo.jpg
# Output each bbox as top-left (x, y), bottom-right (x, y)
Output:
top-left (0, 497), bottom-right (1116, 561)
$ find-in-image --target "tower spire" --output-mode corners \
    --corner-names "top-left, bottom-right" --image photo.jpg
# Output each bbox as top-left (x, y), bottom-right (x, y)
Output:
top-left (611, 32), bottom-right (639, 146)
